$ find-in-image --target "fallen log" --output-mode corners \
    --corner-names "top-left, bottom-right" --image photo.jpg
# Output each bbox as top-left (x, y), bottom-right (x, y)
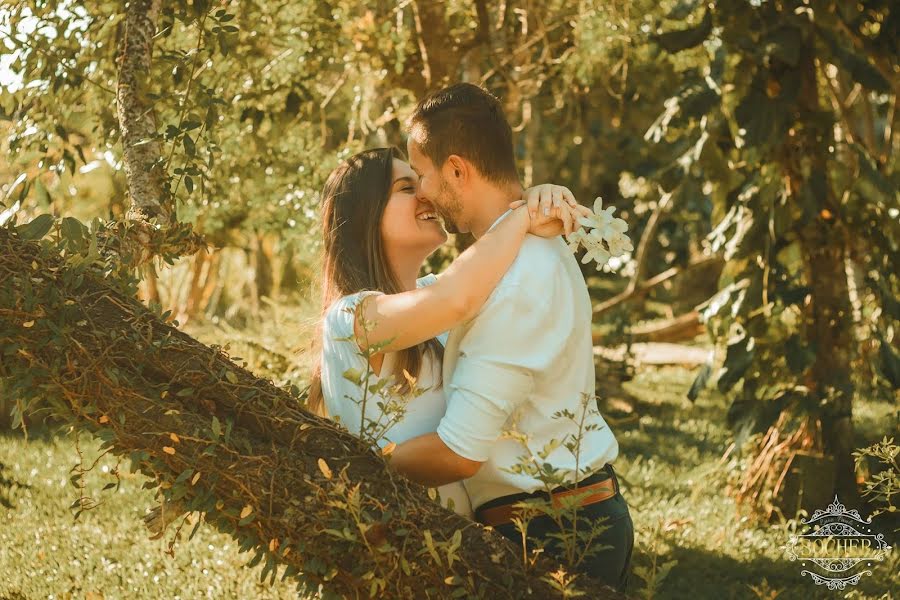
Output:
top-left (594, 342), bottom-right (713, 367)
top-left (593, 311), bottom-right (705, 345)
top-left (0, 225), bottom-right (627, 599)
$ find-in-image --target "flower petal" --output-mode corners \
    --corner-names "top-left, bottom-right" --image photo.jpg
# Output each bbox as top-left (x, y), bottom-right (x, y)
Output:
top-left (611, 218), bottom-right (629, 233)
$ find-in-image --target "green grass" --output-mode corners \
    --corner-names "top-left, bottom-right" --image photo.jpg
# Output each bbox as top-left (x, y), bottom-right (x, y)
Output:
top-left (613, 365), bottom-right (898, 600)
top-left (0, 431), bottom-right (300, 599)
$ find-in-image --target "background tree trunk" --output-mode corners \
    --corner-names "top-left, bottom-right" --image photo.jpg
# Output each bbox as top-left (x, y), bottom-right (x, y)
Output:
top-left (791, 47), bottom-right (858, 505)
top-left (117, 0), bottom-right (168, 225)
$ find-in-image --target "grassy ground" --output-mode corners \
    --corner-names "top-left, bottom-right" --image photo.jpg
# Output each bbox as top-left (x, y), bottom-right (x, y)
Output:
top-left (1, 313), bottom-right (897, 598)
top-left (0, 430), bottom-right (299, 599)
top-left (613, 365), bottom-right (898, 600)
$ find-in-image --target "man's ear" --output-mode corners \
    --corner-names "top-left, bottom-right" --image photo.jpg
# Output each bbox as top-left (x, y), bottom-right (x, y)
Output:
top-left (445, 155), bottom-right (468, 184)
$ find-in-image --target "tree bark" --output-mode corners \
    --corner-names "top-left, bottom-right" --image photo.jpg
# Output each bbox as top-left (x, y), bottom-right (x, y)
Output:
top-left (117, 0), bottom-right (168, 225)
top-left (622, 311), bottom-right (705, 344)
top-left (0, 227), bottom-right (626, 599)
top-left (790, 47), bottom-right (858, 506)
top-left (112, 0), bottom-right (205, 269)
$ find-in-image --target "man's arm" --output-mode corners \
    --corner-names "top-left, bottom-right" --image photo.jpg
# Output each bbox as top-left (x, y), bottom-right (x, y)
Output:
top-left (388, 433), bottom-right (482, 487)
top-left (390, 274), bottom-right (570, 485)
top-left (354, 192), bottom-right (585, 355)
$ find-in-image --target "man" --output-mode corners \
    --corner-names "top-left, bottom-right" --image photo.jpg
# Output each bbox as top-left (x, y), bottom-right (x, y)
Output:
top-left (388, 82), bottom-right (634, 592)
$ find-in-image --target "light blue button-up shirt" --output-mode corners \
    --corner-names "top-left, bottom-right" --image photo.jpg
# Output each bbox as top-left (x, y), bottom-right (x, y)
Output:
top-left (436, 212), bottom-right (620, 509)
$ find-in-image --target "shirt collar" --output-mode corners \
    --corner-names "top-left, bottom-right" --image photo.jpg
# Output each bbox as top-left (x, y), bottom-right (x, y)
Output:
top-left (485, 209), bottom-right (514, 234)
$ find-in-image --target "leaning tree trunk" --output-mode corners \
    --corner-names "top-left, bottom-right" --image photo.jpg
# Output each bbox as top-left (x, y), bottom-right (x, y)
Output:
top-left (0, 227), bottom-right (625, 599)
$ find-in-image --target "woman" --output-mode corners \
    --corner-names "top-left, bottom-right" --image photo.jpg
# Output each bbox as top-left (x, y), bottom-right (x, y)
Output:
top-left (307, 147), bottom-right (588, 518)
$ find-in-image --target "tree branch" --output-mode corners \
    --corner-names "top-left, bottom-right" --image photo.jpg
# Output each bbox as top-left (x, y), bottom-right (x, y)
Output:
top-left (593, 255), bottom-right (724, 317)
top-left (593, 191), bottom-right (673, 316)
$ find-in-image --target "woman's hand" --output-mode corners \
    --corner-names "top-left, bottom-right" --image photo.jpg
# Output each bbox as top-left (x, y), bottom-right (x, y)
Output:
top-left (510, 184), bottom-right (592, 237)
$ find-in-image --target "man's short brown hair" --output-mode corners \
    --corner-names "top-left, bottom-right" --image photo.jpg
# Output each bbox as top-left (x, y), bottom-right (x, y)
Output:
top-left (407, 83), bottom-right (519, 185)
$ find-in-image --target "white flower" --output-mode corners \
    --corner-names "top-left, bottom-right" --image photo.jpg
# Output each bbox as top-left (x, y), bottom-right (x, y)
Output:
top-left (606, 232), bottom-right (634, 256)
top-left (568, 195), bottom-right (632, 270)
top-left (581, 237), bottom-right (611, 269)
top-left (579, 197), bottom-right (624, 236)
top-left (600, 219), bottom-right (630, 240)
top-left (610, 216), bottom-right (629, 233)
top-left (593, 196), bottom-right (615, 217)
top-left (565, 229), bottom-right (587, 253)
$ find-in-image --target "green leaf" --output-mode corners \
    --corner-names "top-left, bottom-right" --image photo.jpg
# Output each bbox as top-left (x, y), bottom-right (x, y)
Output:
top-left (183, 134), bottom-right (196, 157)
top-left (342, 368), bottom-right (364, 386)
top-left (246, 549), bottom-right (265, 568)
top-left (16, 214), bottom-right (54, 240)
top-left (764, 26), bottom-right (802, 66)
top-left (666, 0), bottom-right (701, 20)
top-left (211, 415), bottom-right (222, 438)
top-left (423, 530), bottom-right (442, 567)
top-left (734, 82), bottom-right (787, 149)
top-left (189, 519), bottom-right (203, 541)
top-left (679, 85), bottom-right (719, 120)
top-left (819, 29), bottom-right (890, 93)
top-left (61, 216), bottom-right (85, 246)
top-left (717, 335), bottom-right (755, 393)
top-left (34, 179), bottom-right (50, 208)
top-left (218, 32), bottom-right (231, 56)
top-left (656, 10), bottom-right (712, 53)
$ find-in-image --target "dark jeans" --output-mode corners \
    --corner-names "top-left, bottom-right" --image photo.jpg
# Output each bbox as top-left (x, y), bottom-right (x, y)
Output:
top-left (486, 464), bottom-right (634, 593)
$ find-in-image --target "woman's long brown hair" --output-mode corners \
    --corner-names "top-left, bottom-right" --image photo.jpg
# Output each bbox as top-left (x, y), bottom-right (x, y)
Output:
top-left (307, 147), bottom-right (443, 416)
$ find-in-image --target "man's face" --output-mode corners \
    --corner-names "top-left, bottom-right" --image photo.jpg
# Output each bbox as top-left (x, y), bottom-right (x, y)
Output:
top-left (407, 137), bottom-right (465, 234)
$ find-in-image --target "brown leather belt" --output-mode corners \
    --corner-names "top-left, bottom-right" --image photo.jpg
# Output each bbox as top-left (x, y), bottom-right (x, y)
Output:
top-left (476, 477), bottom-right (617, 528)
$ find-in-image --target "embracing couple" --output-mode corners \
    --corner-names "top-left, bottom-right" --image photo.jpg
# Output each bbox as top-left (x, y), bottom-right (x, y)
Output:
top-left (309, 83), bottom-right (634, 592)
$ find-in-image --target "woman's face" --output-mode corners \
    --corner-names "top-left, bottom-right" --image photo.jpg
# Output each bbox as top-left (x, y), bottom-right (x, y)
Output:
top-left (380, 158), bottom-right (448, 258)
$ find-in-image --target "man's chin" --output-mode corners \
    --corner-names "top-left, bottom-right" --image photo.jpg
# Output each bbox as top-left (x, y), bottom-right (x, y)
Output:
top-left (437, 214), bottom-right (460, 234)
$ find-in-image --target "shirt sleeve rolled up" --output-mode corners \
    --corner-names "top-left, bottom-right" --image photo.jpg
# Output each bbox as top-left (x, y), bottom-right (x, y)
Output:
top-left (436, 358), bottom-right (534, 461)
top-left (436, 280), bottom-right (571, 462)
